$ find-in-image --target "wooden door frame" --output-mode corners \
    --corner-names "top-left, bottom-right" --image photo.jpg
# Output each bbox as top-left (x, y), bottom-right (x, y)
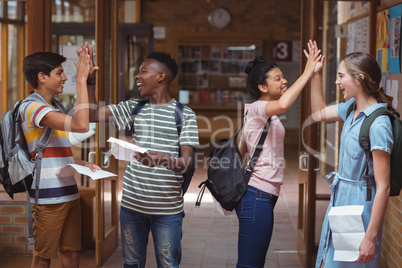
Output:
top-left (27, 0), bottom-right (51, 54)
top-left (95, 0), bottom-right (119, 266)
top-left (298, 0), bottom-right (320, 267)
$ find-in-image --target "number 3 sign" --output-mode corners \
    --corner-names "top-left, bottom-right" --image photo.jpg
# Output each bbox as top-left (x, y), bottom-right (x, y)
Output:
top-left (272, 41), bottom-right (292, 61)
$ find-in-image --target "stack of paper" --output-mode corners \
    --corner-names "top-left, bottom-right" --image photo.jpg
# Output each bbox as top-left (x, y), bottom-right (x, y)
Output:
top-left (57, 164), bottom-right (117, 180)
top-left (107, 137), bottom-right (148, 162)
top-left (328, 205), bottom-right (365, 262)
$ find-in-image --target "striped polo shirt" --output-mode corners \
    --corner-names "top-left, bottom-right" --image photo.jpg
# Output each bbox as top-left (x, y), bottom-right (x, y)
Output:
top-left (108, 98), bottom-right (199, 215)
top-left (19, 93), bottom-right (79, 204)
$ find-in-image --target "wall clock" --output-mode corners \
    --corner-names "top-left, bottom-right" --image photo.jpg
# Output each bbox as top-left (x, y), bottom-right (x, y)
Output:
top-left (208, 7), bottom-right (231, 29)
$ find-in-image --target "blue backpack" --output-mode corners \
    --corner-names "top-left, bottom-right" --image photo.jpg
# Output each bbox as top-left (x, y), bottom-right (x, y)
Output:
top-left (130, 100), bottom-right (196, 194)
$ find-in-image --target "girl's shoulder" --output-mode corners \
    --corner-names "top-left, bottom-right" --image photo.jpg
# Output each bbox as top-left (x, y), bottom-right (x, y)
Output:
top-left (337, 98), bottom-right (356, 121)
top-left (245, 100), bottom-right (268, 115)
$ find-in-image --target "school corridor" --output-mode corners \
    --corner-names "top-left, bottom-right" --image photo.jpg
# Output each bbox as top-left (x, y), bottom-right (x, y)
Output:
top-left (0, 146), bottom-right (331, 268)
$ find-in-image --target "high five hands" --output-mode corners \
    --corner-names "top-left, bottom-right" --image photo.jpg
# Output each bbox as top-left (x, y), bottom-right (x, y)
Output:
top-left (76, 42), bottom-right (99, 84)
top-left (303, 39), bottom-right (326, 74)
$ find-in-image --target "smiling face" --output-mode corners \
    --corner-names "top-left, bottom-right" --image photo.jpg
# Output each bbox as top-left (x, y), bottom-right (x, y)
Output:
top-left (41, 65), bottom-right (67, 94)
top-left (335, 61), bottom-right (361, 100)
top-left (260, 67), bottom-right (288, 100)
top-left (135, 58), bottom-right (164, 97)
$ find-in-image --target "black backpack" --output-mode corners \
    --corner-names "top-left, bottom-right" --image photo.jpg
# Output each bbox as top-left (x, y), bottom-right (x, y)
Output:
top-left (196, 117), bottom-right (271, 211)
top-left (0, 93), bottom-right (66, 250)
top-left (347, 103), bottom-right (402, 198)
top-left (130, 100), bottom-right (196, 194)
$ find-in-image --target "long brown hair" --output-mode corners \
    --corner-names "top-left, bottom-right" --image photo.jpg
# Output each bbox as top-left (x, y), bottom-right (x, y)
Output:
top-left (341, 52), bottom-right (399, 115)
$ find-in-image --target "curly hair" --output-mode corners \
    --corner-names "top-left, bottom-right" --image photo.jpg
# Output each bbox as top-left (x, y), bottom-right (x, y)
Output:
top-left (147, 51), bottom-right (179, 82)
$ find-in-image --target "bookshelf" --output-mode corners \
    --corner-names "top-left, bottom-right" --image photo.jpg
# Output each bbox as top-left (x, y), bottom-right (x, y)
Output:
top-left (178, 44), bottom-right (262, 108)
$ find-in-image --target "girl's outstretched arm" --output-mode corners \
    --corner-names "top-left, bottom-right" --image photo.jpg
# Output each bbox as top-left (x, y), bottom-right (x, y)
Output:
top-left (265, 40), bottom-right (322, 118)
top-left (305, 40), bottom-right (339, 122)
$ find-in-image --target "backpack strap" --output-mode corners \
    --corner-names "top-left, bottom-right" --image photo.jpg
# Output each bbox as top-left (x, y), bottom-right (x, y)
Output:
top-left (21, 93), bottom-right (62, 250)
top-left (359, 107), bottom-right (392, 201)
top-left (130, 100), bottom-right (149, 134)
top-left (346, 101), bottom-right (356, 119)
top-left (244, 117), bottom-right (271, 180)
top-left (131, 100), bottom-right (149, 116)
top-left (232, 110), bottom-right (249, 142)
top-left (175, 102), bottom-right (184, 137)
top-left (27, 126), bottom-right (54, 250)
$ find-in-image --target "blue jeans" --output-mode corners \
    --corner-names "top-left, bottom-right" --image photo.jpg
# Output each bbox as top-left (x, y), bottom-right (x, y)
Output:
top-left (120, 206), bottom-right (183, 268)
top-left (235, 186), bottom-right (278, 268)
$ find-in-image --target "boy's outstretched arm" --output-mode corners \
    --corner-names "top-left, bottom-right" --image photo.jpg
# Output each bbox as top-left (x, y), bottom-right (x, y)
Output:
top-left (40, 44), bottom-right (91, 132)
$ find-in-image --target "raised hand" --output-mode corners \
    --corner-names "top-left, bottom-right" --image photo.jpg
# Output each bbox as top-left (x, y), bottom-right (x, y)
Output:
top-left (85, 42), bottom-right (99, 84)
top-left (302, 39), bottom-right (322, 76)
top-left (304, 40), bottom-right (325, 74)
top-left (75, 42), bottom-right (99, 84)
top-left (74, 43), bottom-right (90, 83)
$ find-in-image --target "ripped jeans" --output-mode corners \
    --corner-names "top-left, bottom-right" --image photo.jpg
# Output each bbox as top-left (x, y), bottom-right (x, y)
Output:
top-left (120, 206), bottom-right (183, 268)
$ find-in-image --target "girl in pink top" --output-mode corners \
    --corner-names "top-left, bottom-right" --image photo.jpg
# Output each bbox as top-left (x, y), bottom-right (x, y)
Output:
top-left (235, 43), bottom-right (322, 268)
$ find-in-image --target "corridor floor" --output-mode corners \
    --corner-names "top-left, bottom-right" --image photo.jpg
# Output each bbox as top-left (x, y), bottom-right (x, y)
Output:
top-left (0, 146), bottom-right (331, 268)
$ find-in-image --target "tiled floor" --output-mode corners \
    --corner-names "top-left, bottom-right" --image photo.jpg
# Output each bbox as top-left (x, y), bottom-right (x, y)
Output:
top-left (0, 146), bottom-right (331, 268)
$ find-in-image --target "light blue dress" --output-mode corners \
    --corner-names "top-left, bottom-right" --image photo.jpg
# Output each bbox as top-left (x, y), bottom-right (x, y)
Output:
top-left (315, 98), bottom-right (393, 268)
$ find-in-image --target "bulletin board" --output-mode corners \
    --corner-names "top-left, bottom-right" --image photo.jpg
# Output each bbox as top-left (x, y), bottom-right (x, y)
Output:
top-left (376, 5), bottom-right (402, 73)
top-left (384, 73), bottom-right (402, 114)
top-left (376, 9), bottom-right (389, 72)
top-left (387, 4), bottom-right (401, 73)
top-left (376, 4), bottom-right (402, 114)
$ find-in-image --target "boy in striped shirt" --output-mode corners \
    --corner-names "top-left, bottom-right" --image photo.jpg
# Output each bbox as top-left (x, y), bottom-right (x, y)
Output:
top-left (21, 44), bottom-right (101, 268)
top-left (88, 51), bottom-right (199, 268)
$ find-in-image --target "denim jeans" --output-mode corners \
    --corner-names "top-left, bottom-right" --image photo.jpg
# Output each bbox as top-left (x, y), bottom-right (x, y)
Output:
top-left (120, 206), bottom-right (183, 268)
top-left (235, 186), bottom-right (278, 268)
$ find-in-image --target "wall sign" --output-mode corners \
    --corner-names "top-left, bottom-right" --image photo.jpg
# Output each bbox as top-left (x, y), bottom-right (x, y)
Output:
top-left (272, 41), bottom-right (293, 62)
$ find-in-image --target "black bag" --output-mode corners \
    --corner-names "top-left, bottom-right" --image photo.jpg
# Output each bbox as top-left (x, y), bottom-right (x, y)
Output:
top-left (196, 117), bottom-right (271, 211)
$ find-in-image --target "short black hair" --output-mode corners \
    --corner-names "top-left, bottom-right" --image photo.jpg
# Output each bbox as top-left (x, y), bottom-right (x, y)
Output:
top-left (147, 51), bottom-right (178, 82)
top-left (23, 52), bottom-right (66, 88)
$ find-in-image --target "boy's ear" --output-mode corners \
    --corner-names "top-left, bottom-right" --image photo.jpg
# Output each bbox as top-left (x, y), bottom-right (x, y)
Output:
top-left (157, 72), bottom-right (166, 82)
top-left (37, 72), bottom-right (47, 83)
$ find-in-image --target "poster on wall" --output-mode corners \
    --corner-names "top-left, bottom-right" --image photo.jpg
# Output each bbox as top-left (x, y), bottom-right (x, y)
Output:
top-left (347, 17), bottom-right (369, 54)
top-left (376, 9), bottom-right (389, 72)
top-left (59, 45), bottom-right (81, 94)
top-left (386, 73), bottom-right (401, 114)
top-left (387, 4), bottom-right (402, 73)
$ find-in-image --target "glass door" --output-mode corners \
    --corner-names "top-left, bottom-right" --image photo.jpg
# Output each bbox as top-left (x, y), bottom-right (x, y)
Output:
top-left (94, 0), bottom-right (119, 266)
top-left (51, 0), bottom-right (119, 266)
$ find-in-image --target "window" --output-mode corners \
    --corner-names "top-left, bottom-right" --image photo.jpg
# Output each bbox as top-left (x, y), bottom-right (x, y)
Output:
top-left (0, 1), bottom-right (26, 116)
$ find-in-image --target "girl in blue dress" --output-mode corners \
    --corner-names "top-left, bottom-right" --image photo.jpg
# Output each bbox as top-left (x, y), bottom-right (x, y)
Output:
top-left (305, 41), bottom-right (396, 267)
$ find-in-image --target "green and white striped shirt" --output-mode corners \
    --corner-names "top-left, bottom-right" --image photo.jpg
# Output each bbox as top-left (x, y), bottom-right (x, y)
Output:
top-left (108, 98), bottom-right (199, 215)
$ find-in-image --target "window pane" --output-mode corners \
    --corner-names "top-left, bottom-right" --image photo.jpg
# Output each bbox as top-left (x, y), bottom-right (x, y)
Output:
top-left (118, 0), bottom-right (136, 23)
top-left (7, 1), bottom-right (18, 20)
top-left (0, 2), bottom-right (3, 18)
top-left (7, 24), bottom-right (18, 110)
top-left (52, 0), bottom-right (95, 23)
